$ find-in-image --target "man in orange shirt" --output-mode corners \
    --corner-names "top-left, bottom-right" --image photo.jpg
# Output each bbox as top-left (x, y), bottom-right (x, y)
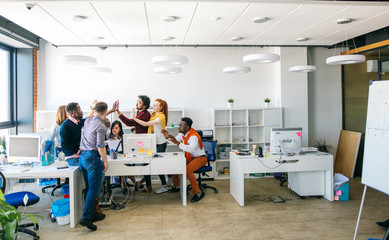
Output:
top-left (162, 117), bottom-right (207, 203)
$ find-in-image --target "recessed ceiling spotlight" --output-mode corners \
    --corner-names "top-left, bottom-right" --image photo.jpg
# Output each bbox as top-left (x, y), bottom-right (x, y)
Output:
top-left (162, 16), bottom-right (179, 22)
top-left (98, 46), bottom-right (107, 50)
top-left (231, 37), bottom-right (244, 41)
top-left (211, 17), bottom-right (221, 21)
top-left (162, 36), bottom-right (175, 41)
top-left (71, 15), bottom-right (88, 22)
top-left (337, 18), bottom-right (353, 24)
top-left (296, 37), bottom-right (309, 42)
top-left (253, 17), bottom-right (268, 23)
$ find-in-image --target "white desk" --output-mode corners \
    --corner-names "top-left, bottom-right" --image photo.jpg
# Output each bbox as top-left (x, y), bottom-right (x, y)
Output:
top-left (1, 164), bottom-right (84, 228)
top-left (105, 152), bottom-right (187, 206)
top-left (230, 153), bottom-right (334, 206)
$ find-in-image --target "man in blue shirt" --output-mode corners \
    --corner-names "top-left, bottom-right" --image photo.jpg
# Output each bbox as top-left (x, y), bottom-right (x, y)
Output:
top-left (78, 102), bottom-right (109, 231)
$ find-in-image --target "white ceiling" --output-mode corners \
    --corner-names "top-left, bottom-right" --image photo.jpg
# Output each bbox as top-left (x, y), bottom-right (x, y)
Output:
top-left (0, 0), bottom-right (389, 47)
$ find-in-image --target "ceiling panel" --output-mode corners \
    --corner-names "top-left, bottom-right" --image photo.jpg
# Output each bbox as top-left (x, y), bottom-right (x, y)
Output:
top-left (92, 2), bottom-right (149, 45)
top-left (146, 1), bottom-right (197, 45)
top-left (0, 2), bottom-right (83, 45)
top-left (184, 2), bottom-right (250, 45)
top-left (38, 1), bottom-right (118, 45)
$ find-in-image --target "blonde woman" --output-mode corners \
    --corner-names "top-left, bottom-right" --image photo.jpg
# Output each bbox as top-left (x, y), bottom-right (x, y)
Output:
top-left (132, 99), bottom-right (170, 193)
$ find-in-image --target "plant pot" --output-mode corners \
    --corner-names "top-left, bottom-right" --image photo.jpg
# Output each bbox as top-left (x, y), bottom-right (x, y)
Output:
top-left (264, 102), bottom-right (270, 108)
top-left (227, 102), bottom-right (233, 109)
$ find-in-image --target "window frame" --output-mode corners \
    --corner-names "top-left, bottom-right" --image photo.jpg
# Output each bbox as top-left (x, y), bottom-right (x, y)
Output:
top-left (0, 44), bottom-right (16, 129)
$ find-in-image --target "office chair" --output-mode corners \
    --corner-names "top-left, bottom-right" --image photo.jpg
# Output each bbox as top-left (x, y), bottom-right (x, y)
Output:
top-left (0, 171), bottom-right (41, 240)
top-left (187, 140), bottom-right (219, 194)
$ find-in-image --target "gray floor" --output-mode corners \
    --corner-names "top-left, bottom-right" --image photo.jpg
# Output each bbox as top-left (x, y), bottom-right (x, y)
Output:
top-left (10, 177), bottom-right (389, 240)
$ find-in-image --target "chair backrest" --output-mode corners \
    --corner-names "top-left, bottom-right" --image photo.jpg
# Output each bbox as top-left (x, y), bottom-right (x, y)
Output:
top-left (202, 140), bottom-right (217, 162)
top-left (0, 171), bottom-right (6, 194)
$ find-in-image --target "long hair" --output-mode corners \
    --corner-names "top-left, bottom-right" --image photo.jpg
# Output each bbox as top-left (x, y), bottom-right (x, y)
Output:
top-left (56, 105), bottom-right (68, 126)
top-left (110, 120), bottom-right (123, 138)
top-left (155, 99), bottom-right (168, 124)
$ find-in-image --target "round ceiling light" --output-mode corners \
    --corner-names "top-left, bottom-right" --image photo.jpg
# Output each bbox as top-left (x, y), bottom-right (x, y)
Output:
top-left (223, 66), bottom-right (251, 74)
top-left (154, 66), bottom-right (182, 74)
top-left (91, 66), bottom-right (112, 73)
top-left (61, 55), bottom-right (97, 66)
top-left (289, 65), bottom-right (317, 73)
top-left (326, 55), bottom-right (365, 65)
top-left (243, 53), bottom-right (280, 64)
top-left (152, 55), bottom-right (188, 65)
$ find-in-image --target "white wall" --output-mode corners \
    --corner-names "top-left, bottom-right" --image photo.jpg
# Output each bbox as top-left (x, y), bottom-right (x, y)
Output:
top-left (38, 40), bottom-right (279, 130)
top-left (308, 47), bottom-right (343, 152)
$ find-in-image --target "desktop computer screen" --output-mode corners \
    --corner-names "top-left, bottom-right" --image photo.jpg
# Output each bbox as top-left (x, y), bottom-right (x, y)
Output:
top-left (6, 135), bottom-right (41, 162)
top-left (123, 133), bottom-right (156, 156)
top-left (270, 128), bottom-right (302, 155)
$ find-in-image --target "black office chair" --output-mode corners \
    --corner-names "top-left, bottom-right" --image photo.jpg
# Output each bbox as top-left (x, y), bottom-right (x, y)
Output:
top-left (1, 171), bottom-right (41, 240)
top-left (187, 140), bottom-right (219, 194)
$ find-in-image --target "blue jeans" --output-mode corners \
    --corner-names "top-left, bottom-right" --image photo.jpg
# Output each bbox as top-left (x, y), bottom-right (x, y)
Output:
top-left (80, 150), bottom-right (104, 220)
top-left (67, 157), bottom-right (79, 166)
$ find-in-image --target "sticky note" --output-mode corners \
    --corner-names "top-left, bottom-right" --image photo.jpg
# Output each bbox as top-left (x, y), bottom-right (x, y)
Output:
top-left (336, 190), bottom-right (342, 196)
top-left (147, 150), bottom-right (153, 156)
top-left (334, 196), bottom-right (339, 201)
top-left (139, 148), bottom-right (145, 153)
top-left (296, 132), bottom-right (302, 137)
top-left (137, 142), bottom-right (143, 147)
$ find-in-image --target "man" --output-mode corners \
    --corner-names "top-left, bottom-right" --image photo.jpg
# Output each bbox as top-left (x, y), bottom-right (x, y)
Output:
top-left (116, 95), bottom-right (151, 134)
top-left (162, 117), bottom-right (206, 203)
top-left (60, 102), bottom-right (85, 166)
top-left (78, 102), bottom-right (109, 231)
top-left (116, 96), bottom-right (151, 192)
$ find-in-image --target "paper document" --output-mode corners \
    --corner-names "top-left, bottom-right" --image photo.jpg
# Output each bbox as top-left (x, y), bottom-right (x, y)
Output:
top-left (334, 173), bottom-right (349, 190)
top-left (107, 140), bottom-right (122, 152)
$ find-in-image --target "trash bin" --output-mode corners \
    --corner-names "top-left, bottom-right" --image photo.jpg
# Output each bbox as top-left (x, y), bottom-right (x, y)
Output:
top-left (52, 198), bottom-right (70, 225)
top-left (334, 173), bottom-right (349, 201)
top-left (61, 184), bottom-right (69, 198)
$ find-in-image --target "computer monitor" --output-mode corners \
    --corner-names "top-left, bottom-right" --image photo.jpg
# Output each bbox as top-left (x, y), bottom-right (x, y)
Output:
top-left (270, 128), bottom-right (302, 155)
top-left (123, 133), bottom-right (156, 156)
top-left (6, 135), bottom-right (41, 162)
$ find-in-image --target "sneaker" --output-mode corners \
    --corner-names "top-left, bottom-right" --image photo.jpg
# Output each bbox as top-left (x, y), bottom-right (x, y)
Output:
top-left (168, 186), bottom-right (180, 193)
top-left (79, 218), bottom-right (97, 231)
top-left (166, 177), bottom-right (173, 187)
top-left (141, 186), bottom-right (152, 194)
top-left (155, 185), bottom-right (169, 194)
top-left (91, 213), bottom-right (105, 223)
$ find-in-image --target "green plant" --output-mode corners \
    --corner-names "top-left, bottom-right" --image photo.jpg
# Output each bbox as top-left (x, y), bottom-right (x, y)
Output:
top-left (313, 139), bottom-right (334, 153)
top-left (264, 98), bottom-right (271, 103)
top-left (228, 98), bottom-right (234, 103)
top-left (0, 191), bottom-right (43, 240)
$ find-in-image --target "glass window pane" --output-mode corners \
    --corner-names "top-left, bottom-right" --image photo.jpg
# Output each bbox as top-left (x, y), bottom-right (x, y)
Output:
top-left (0, 48), bottom-right (10, 123)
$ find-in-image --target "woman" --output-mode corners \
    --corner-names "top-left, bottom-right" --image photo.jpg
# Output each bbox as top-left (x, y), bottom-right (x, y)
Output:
top-left (108, 120), bottom-right (141, 193)
top-left (48, 105), bottom-right (68, 156)
top-left (132, 99), bottom-right (170, 194)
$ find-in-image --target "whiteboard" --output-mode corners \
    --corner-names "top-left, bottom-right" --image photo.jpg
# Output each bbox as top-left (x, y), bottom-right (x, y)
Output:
top-left (362, 80), bottom-right (389, 195)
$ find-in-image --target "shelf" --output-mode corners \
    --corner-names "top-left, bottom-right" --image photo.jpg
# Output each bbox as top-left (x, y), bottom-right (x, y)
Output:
top-left (215, 125), bottom-right (231, 128)
top-left (216, 159), bottom-right (230, 162)
top-left (248, 125), bottom-right (264, 127)
top-left (231, 125), bottom-right (247, 128)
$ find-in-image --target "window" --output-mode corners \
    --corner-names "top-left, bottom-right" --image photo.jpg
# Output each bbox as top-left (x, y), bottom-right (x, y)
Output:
top-left (0, 45), bottom-right (15, 129)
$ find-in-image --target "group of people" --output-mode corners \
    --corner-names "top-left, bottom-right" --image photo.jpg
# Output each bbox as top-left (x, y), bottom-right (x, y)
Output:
top-left (49, 95), bottom-right (208, 231)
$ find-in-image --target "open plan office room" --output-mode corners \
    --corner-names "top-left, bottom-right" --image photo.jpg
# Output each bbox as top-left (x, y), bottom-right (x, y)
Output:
top-left (1, 1), bottom-right (389, 239)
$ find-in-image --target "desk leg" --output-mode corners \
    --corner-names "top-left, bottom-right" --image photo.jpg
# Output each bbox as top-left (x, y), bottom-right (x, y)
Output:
top-left (180, 171), bottom-right (187, 206)
top-left (70, 168), bottom-right (84, 228)
top-left (323, 169), bottom-right (334, 201)
top-left (230, 155), bottom-right (245, 206)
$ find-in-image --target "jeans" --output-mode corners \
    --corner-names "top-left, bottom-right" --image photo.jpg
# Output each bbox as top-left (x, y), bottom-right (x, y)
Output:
top-left (145, 142), bottom-right (167, 187)
top-left (66, 157), bottom-right (79, 166)
top-left (80, 150), bottom-right (104, 220)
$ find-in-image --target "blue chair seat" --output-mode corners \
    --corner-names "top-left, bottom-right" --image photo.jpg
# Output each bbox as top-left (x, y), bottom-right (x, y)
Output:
top-left (5, 191), bottom-right (40, 207)
top-left (195, 166), bottom-right (212, 173)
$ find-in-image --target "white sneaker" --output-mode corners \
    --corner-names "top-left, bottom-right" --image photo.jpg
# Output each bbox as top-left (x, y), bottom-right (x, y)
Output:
top-left (167, 177), bottom-right (173, 187)
top-left (155, 185), bottom-right (169, 194)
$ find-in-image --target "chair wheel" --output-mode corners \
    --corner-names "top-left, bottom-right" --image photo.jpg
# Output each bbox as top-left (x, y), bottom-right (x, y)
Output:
top-left (34, 226), bottom-right (39, 230)
top-left (34, 236), bottom-right (40, 240)
top-left (214, 189), bottom-right (218, 193)
top-left (41, 189), bottom-right (46, 193)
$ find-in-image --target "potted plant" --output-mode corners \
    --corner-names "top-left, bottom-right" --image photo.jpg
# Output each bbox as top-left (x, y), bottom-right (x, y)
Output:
top-left (264, 98), bottom-right (271, 108)
top-left (0, 192), bottom-right (43, 239)
top-left (313, 139), bottom-right (334, 153)
top-left (227, 98), bottom-right (234, 108)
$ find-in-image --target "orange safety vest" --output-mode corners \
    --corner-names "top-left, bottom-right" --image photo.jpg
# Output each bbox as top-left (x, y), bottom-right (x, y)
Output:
top-left (182, 128), bottom-right (203, 162)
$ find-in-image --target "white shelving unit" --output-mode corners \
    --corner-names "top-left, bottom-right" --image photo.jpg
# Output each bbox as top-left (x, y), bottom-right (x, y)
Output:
top-left (211, 107), bottom-right (283, 179)
top-left (36, 109), bottom-right (184, 152)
